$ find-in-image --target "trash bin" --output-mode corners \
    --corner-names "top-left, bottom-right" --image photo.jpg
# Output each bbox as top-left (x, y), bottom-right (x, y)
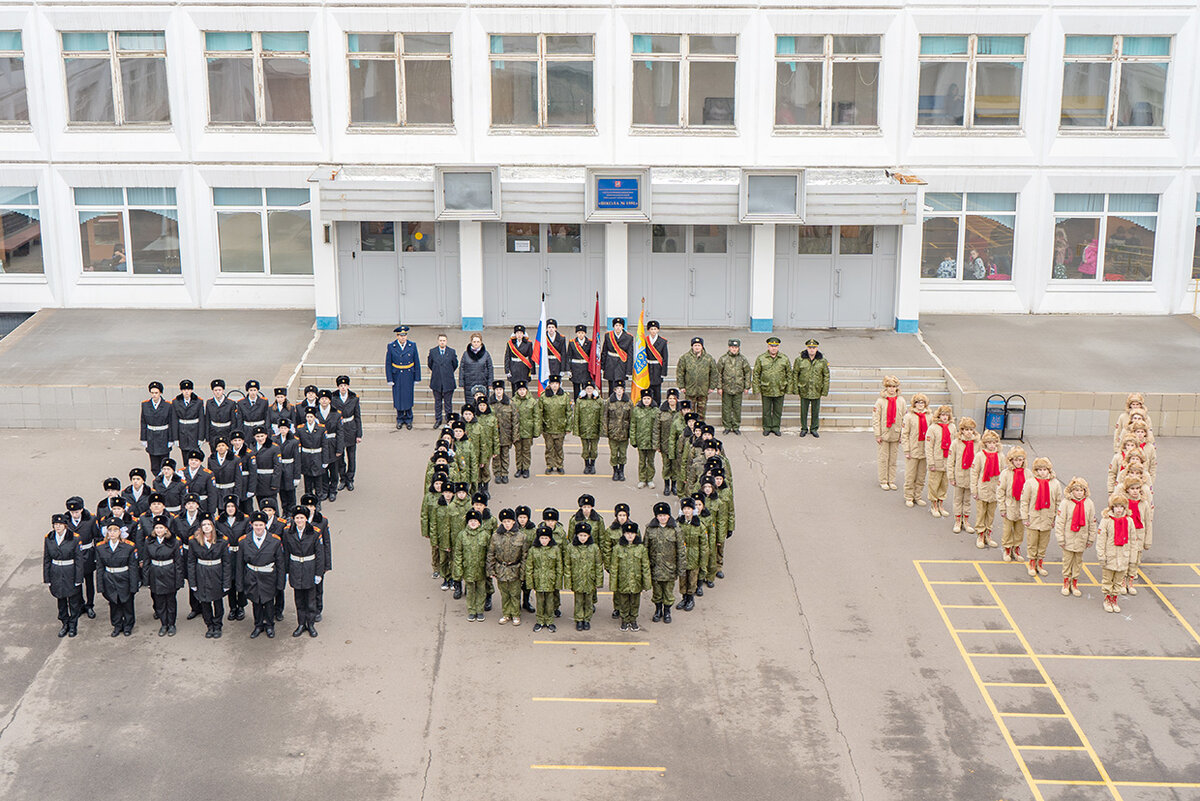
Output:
top-left (1003, 394), bottom-right (1026, 441)
top-left (985, 394), bottom-right (1006, 432)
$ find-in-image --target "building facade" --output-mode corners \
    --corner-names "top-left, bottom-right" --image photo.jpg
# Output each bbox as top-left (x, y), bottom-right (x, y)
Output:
top-left (2, 2), bottom-right (1199, 331)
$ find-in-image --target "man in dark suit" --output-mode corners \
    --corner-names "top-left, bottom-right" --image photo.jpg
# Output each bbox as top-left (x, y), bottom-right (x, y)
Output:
top-left (427, 333), bottom-right (458, 428)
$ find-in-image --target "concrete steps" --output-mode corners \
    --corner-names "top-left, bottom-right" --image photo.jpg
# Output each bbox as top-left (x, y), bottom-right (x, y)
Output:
top-left (299, 362), bottom-right (950, 430)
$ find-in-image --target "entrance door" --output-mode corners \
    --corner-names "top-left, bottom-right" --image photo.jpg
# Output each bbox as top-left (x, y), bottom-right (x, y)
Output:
top-left (482, 223), bottom-right (604, 327)
top-left (336, 221), bottom-right (460, 325)
top-left (774, 225), bottom-right (897, 329)
top-left (629, 225), bottom-right (751, 326)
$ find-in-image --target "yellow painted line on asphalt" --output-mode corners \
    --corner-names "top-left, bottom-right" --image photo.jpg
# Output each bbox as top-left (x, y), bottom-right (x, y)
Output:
top-left (999, 712), bottom-right (1069, 718)
top-left (1113, 781), bottom-right (1200, 788)
top-left (942, 604), bottom-right (1000, 609)
top-left (1035, 654), bottom-right (1200, 662)
top-left (983, 682), bottom-right (1047, 688)
top-left (532, 697), bottom-right (657, 704)
top-left (1035, 780), bottom-right (1107, 786)
top-left (1193, 564), bottom-right (1200, 580)
top-left (1081, 563), bottom-right (1101, 588)
top-left (1016, 745), bottom-right (1088, 751)
top-left (954, 629), bottom-right (1017, 634)
top-left (965, 652), bottom-right (1028, 658)
top-left (930, 580), bottom-right (983, 585)
top-left (531, 764), bottom-right (665, 772)
top-left (989, 581), bottom-right (1099, 587)
top-left (1151, 583), bottom-right (1200, 588)
top-left (1139, 568), bottom-right (1200, 648)
top-left (534, 640), bottom-right (649, 646)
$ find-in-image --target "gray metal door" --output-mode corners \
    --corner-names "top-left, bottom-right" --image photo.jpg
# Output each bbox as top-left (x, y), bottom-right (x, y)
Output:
top-left (775, 225), bottom-right (897, 329)
top-left (631, 224), bottom-right (749, 326)
top-left (336, 221), bottom-right (361, 324)
top-left (545, 224), bottom-right (604, 324)
top-left (338, 221), bottom-right (399, 326)
top-left (399, 222), bottom-right (459, 325)
top-left (483, 223), bottom-right (602, 327)
top-left (773, 225), bottom-right (833, 328)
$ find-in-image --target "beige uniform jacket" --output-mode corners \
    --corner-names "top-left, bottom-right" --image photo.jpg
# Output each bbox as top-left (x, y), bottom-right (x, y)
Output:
top-left (924, 423), bottom-right (957, 471)
top-left (996, 468), bottom-right (1029, 520)
top-left (1095, 514), bottom-right (1133, 572)
top-left (1054, 497), bottom-right (1097, 553)
top-left (900, 411), bottom-right (931, 458)
top-left (970, 450), bottom-right (1003, 501)
top-left (1019, 478), bottom-right (1063, 531)
top-left (949, 439), bottom-right (976, 487)
top-left (871, 396), bottom-right (907, 442)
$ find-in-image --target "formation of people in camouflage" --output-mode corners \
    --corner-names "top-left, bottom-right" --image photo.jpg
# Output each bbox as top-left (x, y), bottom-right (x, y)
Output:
top-left (418, 377), bottom-right (739, 632)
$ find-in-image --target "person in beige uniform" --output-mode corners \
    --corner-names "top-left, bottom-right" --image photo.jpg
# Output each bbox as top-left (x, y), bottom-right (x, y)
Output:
top-left (900, 393), bottom-right (930, 508)
top-left (969, 430), bottom-right (1002, 550)
top-left (1107, 436), bottom-right (1139, 496)
top-left (1053, 477), bottom-right (1096, 598)
top-left (924, 405), bottom-right (955, 519)
top-left (1096, 492), bottom-right (1133, 613)
top-left (1119, 476), bottom-right (1153, 597)
top-left (1112, 392), bottom-right (1152, 453)
top-left (1020, 456), bottom-right (1062, 581)
top-left (871, 376), bottom-right (906, 491)
top-left (1128, 421), bottom-right (1157, 486)
top-left (995, 446), bottom-right (1029, 565)
top-left (949, 417), bottom-right (978, 534)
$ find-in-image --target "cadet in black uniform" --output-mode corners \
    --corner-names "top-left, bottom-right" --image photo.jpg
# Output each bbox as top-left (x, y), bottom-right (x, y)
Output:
top-left (248, 427), bottom-right (282, 510)
top-left (505, 325), bottom-right (535, 388)
top-left (268, 386), bottom-right (297, 436)
top-left (315, 390), bottom-right (344, 501)
top-left (153, 458), bottom-right (186, 514)
top-left (601, 318), bottom-right (634, 395)
top-left (568, 324), bottom-right (593, 399)
top-left (122, 468), bottom-right (151, 517)
top-left (207, 438), bottom-right (240, 513)
top-left (283, 506), bottom-right (326, 638)
top-left (276, 418), bottom-right (301, 512)
top-left (172, 379), bottom-right (205, 465)
top-left (204, 379), bottom-right (236, 453)
top-left (236, 380), bottom-right (269, 433)
top-left (95, 477), bottom-right (123, 520)
top-left (544, 318), bottom-right (569, 378)
top-left (297, 408), bottom-right (329, 505)
top-left (142, 515), bottom-right (184, 636)
top-left (96, 521), bottom-right (140, 636)
top-left (64, 497), bottom-right (99, 618)
top-left (188, 517), bottom-right (232, 638)
top-left (181, 449), bottom-right (216, 516)
top-left (140, 381), bottom-right (174, 473)
top-left (238, 510), bottom-right (285, 638)
top-left (643, 320), bottom-right (669, 406)
top-left (99, 496), bottom-right (137, 544)
top-left (302, 493), bottom-right (333, 621)
top-left (215, 496), bottom-right (247, 620)
top-left (333, 376), bottom-right (362, 491)
top-left (135, 492), bottom-right (168, 556)
top-left (44, 513), bottom-right (85, 637)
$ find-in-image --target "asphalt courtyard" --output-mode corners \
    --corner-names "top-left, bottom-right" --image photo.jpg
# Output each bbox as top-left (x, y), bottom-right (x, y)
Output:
top-left (0, 425), bottom-right (1195, 801)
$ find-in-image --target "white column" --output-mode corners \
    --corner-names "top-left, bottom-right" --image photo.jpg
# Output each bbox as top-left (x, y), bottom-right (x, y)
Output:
top-left (459, 220), bottom-right (484, 330)
top-left (750, 223), bottom-right (775, 332)
top-left (311, 189), bottom-right (339, 329)
top-left (894, 220), bottom-right (922, 333)
top-left (604, 222), bottom-right (628, 324)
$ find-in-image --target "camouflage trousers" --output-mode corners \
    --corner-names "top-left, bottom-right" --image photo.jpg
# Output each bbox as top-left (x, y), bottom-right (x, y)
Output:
top-left (429, 538), bottom-right (440, 573)
top-left (514, 438), bottom-right (532, 471)
top-left (493, 444), bottom-right (511, 478)
top-left (613, 591), bottom-right (642, 624)
top-left (659, 453), bottom-right (677, 484)
top-left (464, 580), bottom-right (487, 615)
top-left (572, 590), bottom-right (595, 622)
top-left (678, 568), bottom-right (699, 595)
top-left (543, 433), bottom-right (565, 471)
top-left (721, 391), bottom-right (744, 431)
top-left (638, 449), bottom-right (656, 482)
top-left (535, 590), bottom-right (556, 625)
top-left (686, 393), bottom-right (708, 420)
top-left (651, 579), bottom-right (675, 605)
top-left (580, 438), bottom-right (599, 461)
top-left (438, 547), bottom-right (452, 579)
top-left (497, 579), bottom-right (521, 619)
top-left (608, 439), bottom-right (628, 467)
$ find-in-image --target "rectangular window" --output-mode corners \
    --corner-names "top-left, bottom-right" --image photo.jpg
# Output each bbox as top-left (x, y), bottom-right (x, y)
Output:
top-left (205, 32), bottom-right (311, 126)
top-left (917, 35), bottom-right (1024, 128)
top-left (1061, 35), bottom-right (1169, 129)
top-left (775, 35), bottom-right (879, 128)
top-left (214, 187), bottom-right (313, 274)
top-left (1052, 193), bottom-right (1156, 281)
top-left (76, 187), bottom-right (181, 275)
top-left (360, 221), bottom-right (394, 251)
top-left (652, 224), bottom-right (686, 252)
top-left (633, 34), bottom-right (736, 128)
top-left (506, 223), bottom-right (540, 252)
top-left (0, 32), bottom-right (29, 124)
top-left (798, 225), bottom-right (833, 254)
top-left (692, 225), bottom-right (727, 253)
top-left (546, 224), bottom-right (580, 253)
top-left (921, 192), bottom-right (1016, 281)
top-left (402, 221), bottom-right (436, 252)
top-left (61, 31), bottom-right (169, 125)
top-left (0, 187), bottom-right (42, 273)
top-left (489, 34), bottom-right (593, 128)
top-left (347, 33), bottom-right (452, 126)
top-left (840, 224), bottom-right (875, 255)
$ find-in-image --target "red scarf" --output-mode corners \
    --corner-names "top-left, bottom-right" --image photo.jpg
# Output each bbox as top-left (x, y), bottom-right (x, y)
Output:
top-left (916, 413), bottom-right (928, 442)
top-left (1034, 478), bottom-right (1051, 510)
top-left (1138, 442), bottom-right (1147, 450)
top-left (1129, 499), bottom-right (1143, 529)
top-left (1112, 515), bottom-right (1129, 547)
top-left (885, 397), bottom-right (897, 428)
top-left (1011, 469), bottom-right (1025, 501)
top-left (1070, 499), bottom-right (1087, 532)
top-left (959, 439), bottom-right (975, 471)
top-left (939, 424), bottom-right (952, 457)
top-left (982, 451), bottom-right (1000, 482)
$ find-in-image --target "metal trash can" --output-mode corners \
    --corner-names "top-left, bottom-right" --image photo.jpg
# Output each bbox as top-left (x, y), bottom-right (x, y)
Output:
top-left (1003, 394), bottom-right (1026, 441)
top-left (985, 394), bottom-right (1006, 432)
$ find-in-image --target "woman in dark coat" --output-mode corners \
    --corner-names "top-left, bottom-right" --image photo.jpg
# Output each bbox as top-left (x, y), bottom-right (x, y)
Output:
top-left (96, 521), bottom-right (140, 636)
top-left (142, 515), bottom-right (184, 636)
top-left (189, 517), bottom-right (232, 639)
top-left (44, 514), bottom-right (85, 637)
top-left (458, 333), bottom-right (494, 407)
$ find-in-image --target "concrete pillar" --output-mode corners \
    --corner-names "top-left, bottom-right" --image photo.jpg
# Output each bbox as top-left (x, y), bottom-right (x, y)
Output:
top-left (459, 220), bottom-right (484, 330)
top-left (311, 191), bottom-right (339, 329)
top-left (750, 223), bottom-right (775, 332)
top-left (894, 220), bottom-right (922, 333)
top-left (604, 222), bottom-right (628, 326)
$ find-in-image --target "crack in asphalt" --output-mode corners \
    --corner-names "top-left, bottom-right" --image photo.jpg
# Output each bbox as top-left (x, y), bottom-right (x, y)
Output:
top-left (418, 606), bottom-right (447, 801)
top-left (746, 441), bottom-right (867, 801)
top-left (0, 696), bottom-right (25, 744)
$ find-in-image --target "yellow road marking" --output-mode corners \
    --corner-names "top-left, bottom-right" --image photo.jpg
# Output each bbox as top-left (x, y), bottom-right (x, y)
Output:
top-left (942, 604), bottom-right (1000, 609)
top-left (983, 682), bottom-right (1047, 688)
top-left (1081, 563), bottom-right (1101, 588)
top-left (1113, 781), bottom-right (1200, 788)
top-left (534, 640), bottom-right (649, 646)
top-left (1016, 745), bottom-right (1088, 751)
top-left (1193, 564), bottom-right (1200, 580)
top-left (954, 629), bottom-right (1017, 634)
top-left (1035, 654), bottom-right (1200, 662)
top-left (930, 580), bottom-right (983, 585)
top-left (532, 764), bottom-right (665, 772)
top-left (999, 712), bottom-right (1069, 718)
top-left (1153, 583), bottom-right (1200, 588)
top-left (532, 697), bottom-right (657, 704)
top-left (1036, 780), bottom-right (1107, 786)
top-left (1138, 568), bottom-right (1200, 648)
top-left (966, 652), bottom-right (1028, 658)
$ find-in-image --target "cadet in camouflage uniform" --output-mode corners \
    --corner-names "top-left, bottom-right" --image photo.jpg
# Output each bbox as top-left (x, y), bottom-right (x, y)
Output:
top-left (752, 336), bottom-right (791, 436)
top-left (674, 411), bottom-right (700, 491)
top-left (657, 390), bottom-right (682, 496)
top-left (792, 338), bottom-right (830, 438)
top-left (716, 338), bottom-right (753, 435)
top-left (674, 498), bottom-right (706, 611)
top-left (471, 394), bottom-right (500, 496)
top-left (630, 392), bottom-right (660, 489)
top-left (711, 469), bottom-right (734, 579)
top-left (422, 475), bottom-right (449, 578)
top-left (524, 524), bottom-right (563, 633)
top-left (489, 381), bottom-right (518, 484)
top-left (563, 522), bottom-right (604, 630)
top-left (453, 510), bottom-right (491, 621)
top-left (601, 381), bottom-right (632, 482)
top-left (675, 337), bottom-right (718, 420)
top-left (604, 503), bottom-right (631, 602)
top-left (539, 374), bottom-right (571, 474)
top-left (451, 418), bottom-right (479, 491)
top-left (572, 381), bottom-right (603, 475)
top-left (609, 522), bottom-right (651, 631)
top-left (692, 493), bottom-right (716, 592)
top-left (510, 381), bottom-right (540, 479)
top-left (570, 494), bottom-right (606, 594)
top-left (432, 484), bottom-right (458, 589)
top-left (700, 477), bottom-right (728, 584)
top-left (486, 508), bottom-right (528, 625)
top-left (645, 502), bottom-right (685, 623)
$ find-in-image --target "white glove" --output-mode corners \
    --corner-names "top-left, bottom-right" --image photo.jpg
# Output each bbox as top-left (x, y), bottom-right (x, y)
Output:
top-left (314, 575), bottom-right (322, 584)
top-left (140, 441), bottom-right (148, 448)
top-left (191, 586), bottom-right (197, 592)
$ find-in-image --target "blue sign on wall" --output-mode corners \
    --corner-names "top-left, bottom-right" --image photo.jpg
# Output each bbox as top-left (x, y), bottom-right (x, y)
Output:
top-left (596, 177), bottom-right (640, 209)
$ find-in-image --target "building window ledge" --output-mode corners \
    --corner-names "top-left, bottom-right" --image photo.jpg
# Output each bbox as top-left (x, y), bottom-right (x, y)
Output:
top-left (773, 126), bottom-right (882, 137)
top-left (913, 128), bottom-right (1025, 138)
top-left (75, 274), bottom-right (185, 286)
top-left (920, 280), bottom-right (1016, 289)
top-left (487, 126), bottom-right (597, 137)
top-left (630, 126), bottom-right (738, 137)
top-left (213, 274), bottom-right (314, 286)
top-left (346, 124), bottom-right (456, 135)
top-left (0, 273), bottom-right (48, 284)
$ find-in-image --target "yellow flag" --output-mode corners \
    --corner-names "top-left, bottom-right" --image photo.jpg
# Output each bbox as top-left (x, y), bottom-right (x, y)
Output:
top-left (631, 303), bottom-right (649, 402)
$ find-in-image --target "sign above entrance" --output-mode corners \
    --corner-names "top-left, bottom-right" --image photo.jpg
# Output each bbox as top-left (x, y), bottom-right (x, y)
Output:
top-left (586, 167), bottom-right (652, 222)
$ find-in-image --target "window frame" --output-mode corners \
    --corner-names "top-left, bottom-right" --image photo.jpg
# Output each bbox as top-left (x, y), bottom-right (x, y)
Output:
top-left (213, 187), bottom-right (314, 276)
top-left (1050, 193), bottom-right (1158, 284)
top-left (1193, 195), bottom-right (1200, 282)
top-left (203, 31), bottom-right (312, 128)
top-left (920, 192), bottom-right (1018, 283)
top-left (773, 34), bottom-right (881, 131)
top-left (0, 31), bottom-right (29, 127)
top-left (631, 33), bottom-right (738, 131)
top-left (75, 187), bottom-right (182, 277)
top-left (487, 33), bottom-right (595, 130)
top-left (60, 30), bottom-right (170, 127)
top-left (0, 187), bottom-right (42, 275)
top-left (915, 34), bottom-right (1026, 131)
top-left (1059, 35), bottom-right (1170, 132)
top-left (345, 32), bottom-right (454, 129)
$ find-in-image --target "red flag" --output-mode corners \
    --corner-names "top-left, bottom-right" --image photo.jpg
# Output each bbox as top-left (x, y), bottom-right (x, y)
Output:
top-left (588, 292), bottom-right (602, 387)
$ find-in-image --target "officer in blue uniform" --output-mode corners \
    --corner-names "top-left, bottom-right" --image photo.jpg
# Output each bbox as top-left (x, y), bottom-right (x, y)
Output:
top-left (386, 326), bottom-right (421, 430)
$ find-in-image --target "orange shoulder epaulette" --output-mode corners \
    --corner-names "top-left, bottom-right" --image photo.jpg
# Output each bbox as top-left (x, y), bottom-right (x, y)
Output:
top-left (271, 534), bottom-right (281, 541)
top-left (238, 534), bottom-right (248, 543)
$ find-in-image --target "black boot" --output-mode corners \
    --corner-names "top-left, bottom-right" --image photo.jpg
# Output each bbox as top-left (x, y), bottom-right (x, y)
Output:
top-left (652, 603), bottom-right (663, 622)
top-left (453, 581), bottom-right (463, 600)
top-left (675, 597), bottom-right (686, 610)
top-left (683, 594), bottom-right (695, 611)
top-left (663, 605), bottom-right (671, 623)
top-left (68, 620), bottom-right (78, 637)
top-left (612, 466), bottom-right (620, 482)
top-left (618, 465), bottom-right (626, 481)
top-left (522, 589), bottom-right (535, 614)
top-left (480, 482), bottom-right (489, 499)
top-left (484, 594), bottom-right (493, 612)
top-left (58, 622), bottom-right (69, 638)
top-left (695, 582), bottom-right (704, 596)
